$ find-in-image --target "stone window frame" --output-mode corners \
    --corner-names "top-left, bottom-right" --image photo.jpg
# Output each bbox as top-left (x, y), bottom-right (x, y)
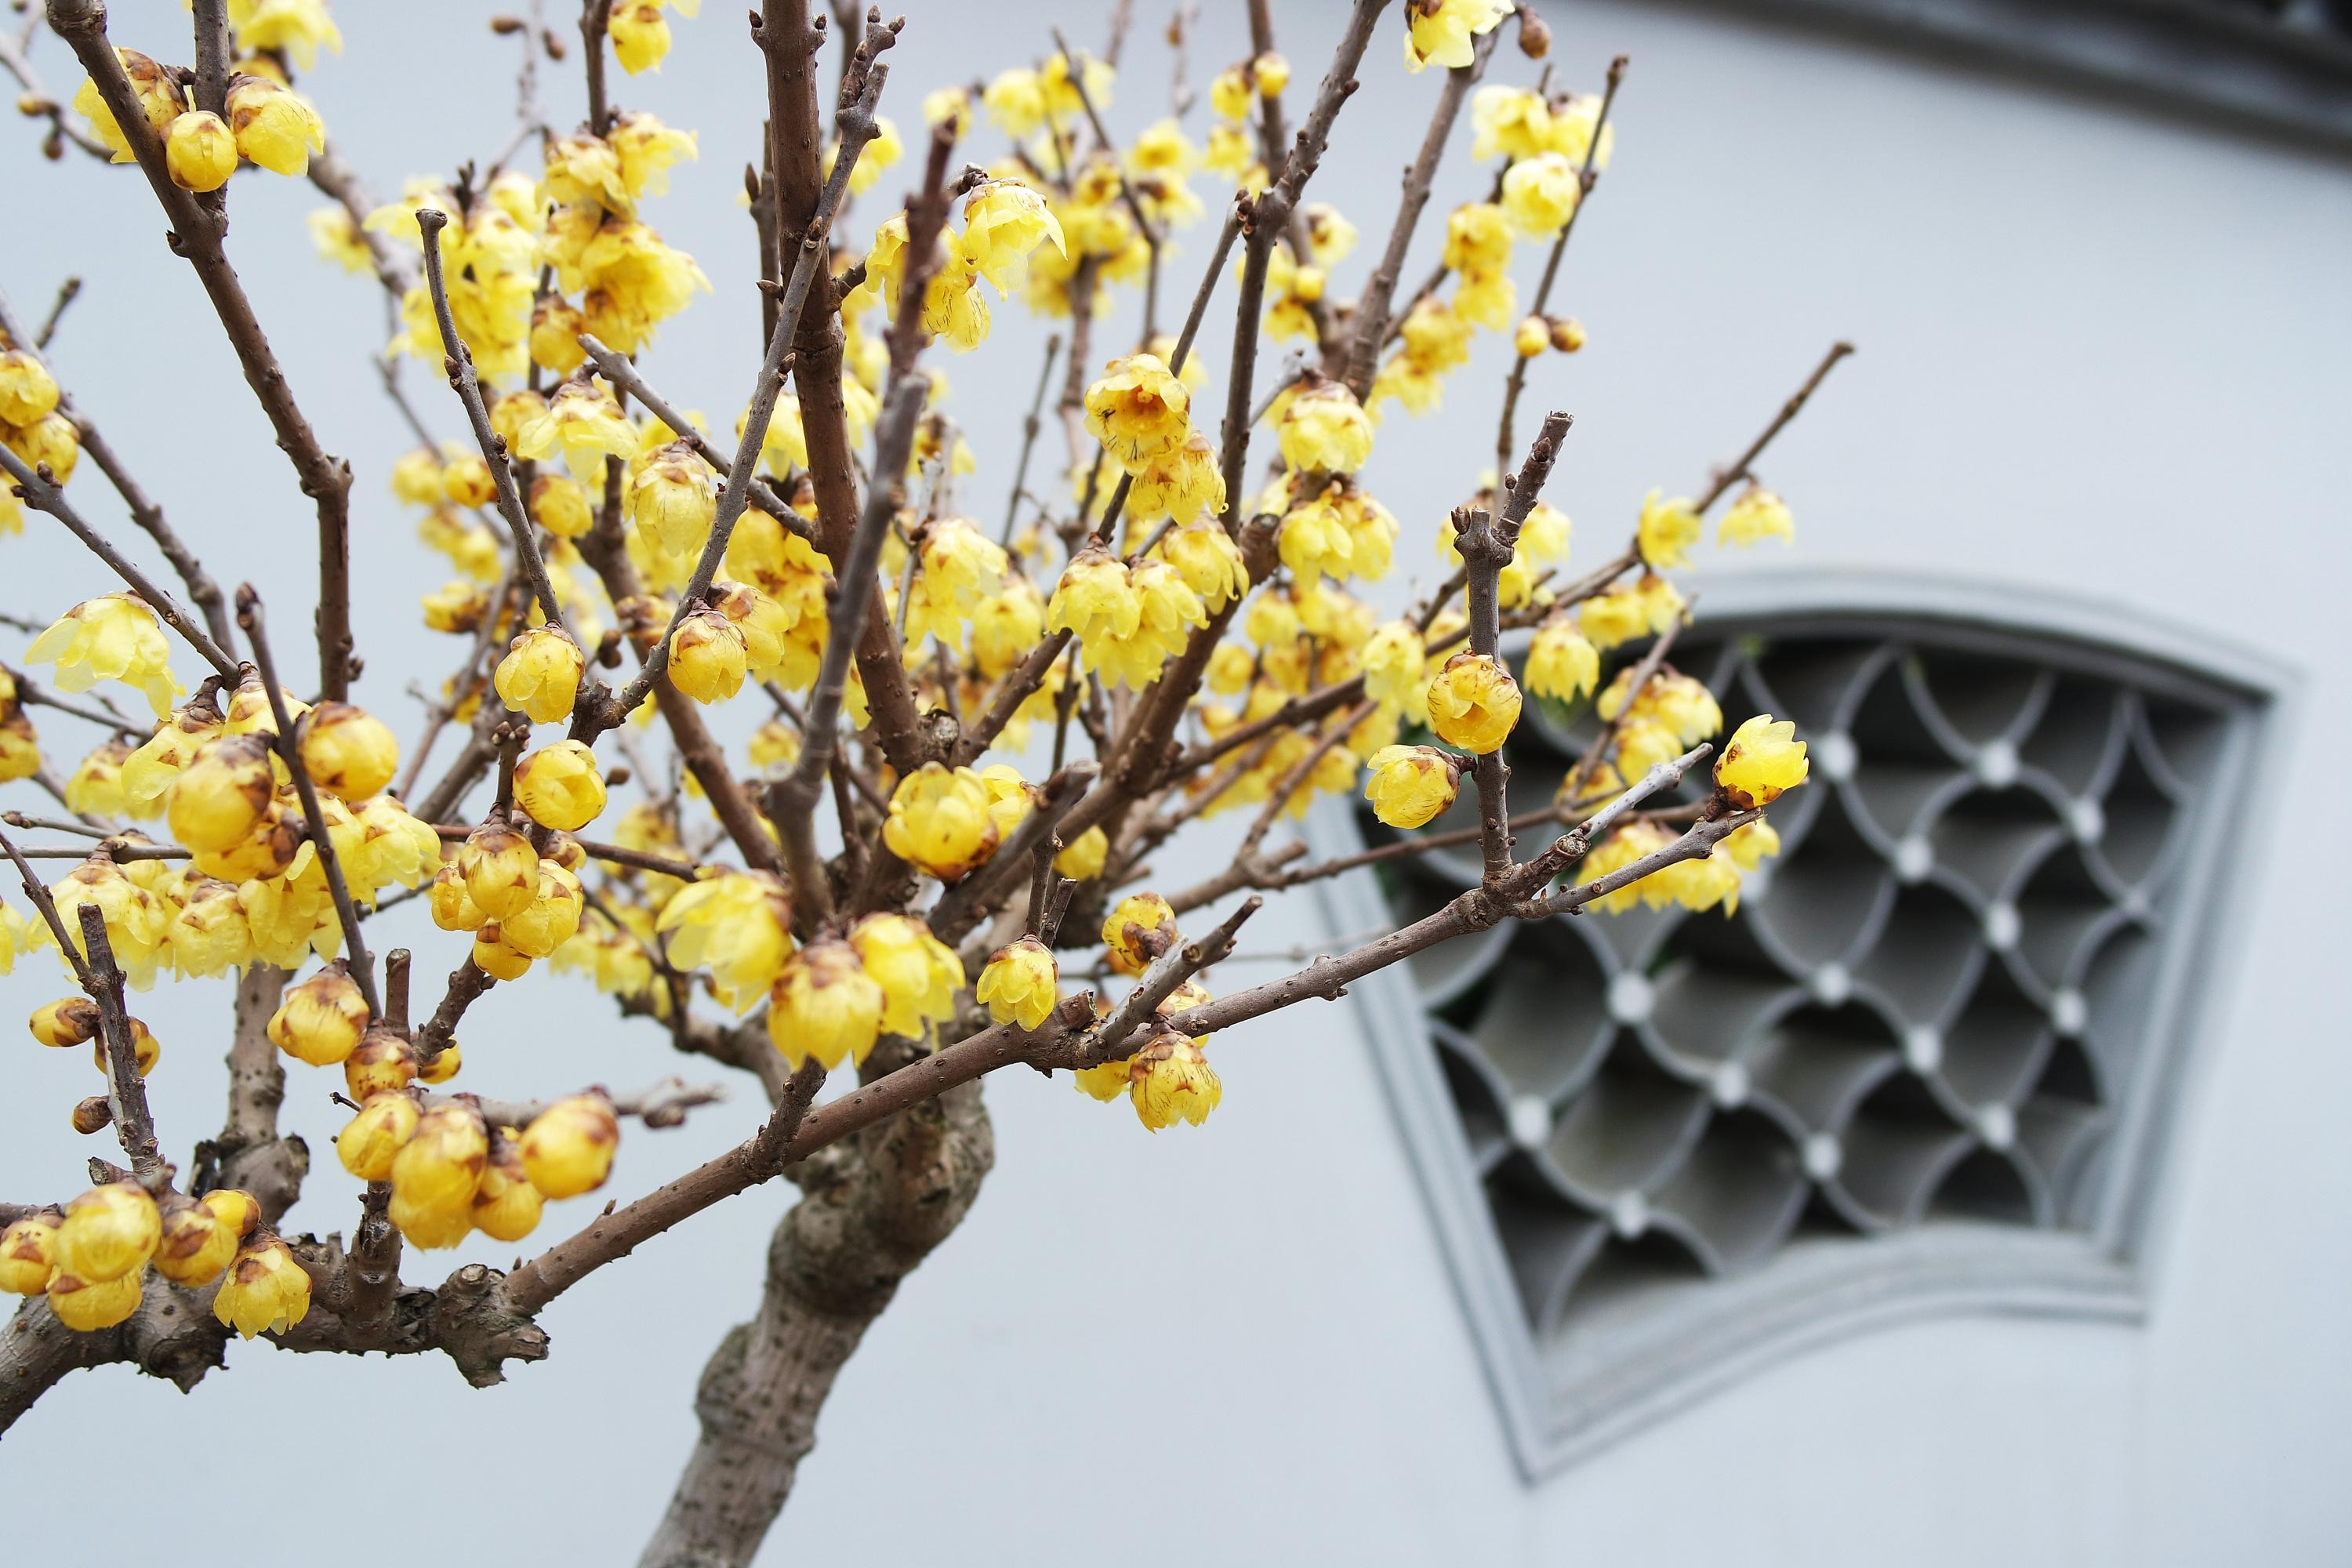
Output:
top-left (1305, 570), bottom-right (2291, 1479)
top-left (1653, 0), bottom-right (2352, 153)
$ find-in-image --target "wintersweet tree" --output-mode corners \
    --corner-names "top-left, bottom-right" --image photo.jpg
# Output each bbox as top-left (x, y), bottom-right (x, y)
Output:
top-left (0, 0), bottom-right (1840, 1559)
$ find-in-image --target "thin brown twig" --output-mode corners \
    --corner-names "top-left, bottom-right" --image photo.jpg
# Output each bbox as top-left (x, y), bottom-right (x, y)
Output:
top-left (236, 585), bottom-right (381, 1018)
top-left (47, 1), bottom-right (359, 699)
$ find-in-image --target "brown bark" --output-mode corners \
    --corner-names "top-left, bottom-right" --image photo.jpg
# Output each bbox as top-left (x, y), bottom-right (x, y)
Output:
top-left (638, 1065), bottom-right (996, 1566)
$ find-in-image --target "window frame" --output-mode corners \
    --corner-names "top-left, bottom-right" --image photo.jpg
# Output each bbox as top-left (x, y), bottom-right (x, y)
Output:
top-left (1651, 0), bottom-right (2352, 154)
top-left (1307, 569), bottom-right (2290, 1479)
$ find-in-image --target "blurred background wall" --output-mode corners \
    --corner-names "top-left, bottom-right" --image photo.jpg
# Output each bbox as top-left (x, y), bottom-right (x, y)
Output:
top-left (0, 0), bottom-right (2346, 1562)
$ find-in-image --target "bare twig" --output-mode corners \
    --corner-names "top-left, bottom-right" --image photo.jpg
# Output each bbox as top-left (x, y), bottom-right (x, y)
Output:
top-left (47, 0), bottom-right (359, 699)
top-left (0, 445), bottom-right (239, 679)
top-left (236, 586), bottom-right (380, 1017)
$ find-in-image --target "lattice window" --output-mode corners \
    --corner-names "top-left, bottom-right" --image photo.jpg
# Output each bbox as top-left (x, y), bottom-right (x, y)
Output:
top-left (1314, 589), bottom-right (2269, 1475)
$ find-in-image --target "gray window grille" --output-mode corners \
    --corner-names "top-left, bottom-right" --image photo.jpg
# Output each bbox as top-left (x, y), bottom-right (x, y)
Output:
top-left (1310, 577), bottom-right (2275, 1476)
top-left (1654, 0), bottom-right (2352, 151)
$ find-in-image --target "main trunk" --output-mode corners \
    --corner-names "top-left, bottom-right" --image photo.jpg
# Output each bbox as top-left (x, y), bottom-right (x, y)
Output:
top-left (638, 1069), bottom-right (993, 1566)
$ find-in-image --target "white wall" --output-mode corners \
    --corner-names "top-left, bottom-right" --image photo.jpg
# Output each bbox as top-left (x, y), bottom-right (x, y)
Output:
top-left (1, 1), bottom-right (2347, 1563)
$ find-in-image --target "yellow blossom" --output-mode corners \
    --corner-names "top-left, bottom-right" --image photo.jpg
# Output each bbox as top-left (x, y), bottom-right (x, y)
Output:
top-left (26, 594), bottom-right (180, 719)
top-left (1083, 353), bottom-right (1191, 470)
top-left (977, 937), bottom-right (1058, 1030)
top-left (1406, 0), bottom-right (1514, 72)
top-left (225, 73), bottom-right (324, 176)
top-left (1426, 652), bottom-right (1522, 754)
top-left (883, 763), bottom-right (1000, 881)
top-left (1636, 488), bottom-right (1703, 568)
top-left (165, 110), bottom-right (239, 192)
top-left (1364, 745), bottom-right (1462, 829)
top-left (1715, 714), bottom-right (1809, 808)
top-left (211, 1233), bottom-right (311, 1338)
top-left (522, 1093), bottom-right (621, 1199)
top-left (658, 869), bottom-right (793, 1011)
top-left (268, 963), bottom-right (369, 1067)
top-left (1276, 379), bottom-right (1374, 474)
top-left (495, 626), bottom-right (586, 724)
top-left (1055, 824), bottom-right (1109, 880)
top-left (961, 180), bottom-right (1066, 292)
top-left (337, 1091), bottom-right (419, 1181)
top-left (151, 1198), bottom-right (236, 1288)
top-left (768, 938), bottom-right (887, 1070)
top-left (48, 1268), bottom-right (144, 1331)
top-left (1719, 484), bottom-right (1795, 548)
top-left (848, 913), bottom-right (964, 1039)
top-left (0, 1213), bottom-right (60, 1295)
top-left (1525, 619), bottom-right (1600, 703)
top-left (1501, 150), bottom-right (1581, 237)
top-left (514, 739), bottom-right (606, 832)
top-left (1102, 892), bottom-right (1176, 977)
top-left (53, 1182), bottom-right (158, 1284)
top-left (1127, 1029), bottom-right (1221, 1130)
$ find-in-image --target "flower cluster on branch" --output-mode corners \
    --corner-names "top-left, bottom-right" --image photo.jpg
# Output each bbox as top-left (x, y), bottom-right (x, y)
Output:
top-left (0, 0), bottom-right (1850, 1545)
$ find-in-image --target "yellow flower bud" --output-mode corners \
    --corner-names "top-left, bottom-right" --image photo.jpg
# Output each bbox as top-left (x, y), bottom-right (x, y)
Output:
top-left (1715, 714), bottom-right (1809, 809)
top-left (473, 924), bottom-right (535, 981)
top-left (48, 1267), bottom-right (143, 1332)
top-left (151, 1198), bottom-right (236, 1288)
top-left (471, 1128), bottom-right (545, 1243)
top-left (847, 913), bottom-right (964, 1039)
top-left (530, 473), bottom-right (595, 539)
top-left (495, 626), bottom-right (586, 725)
top-left (225, 73), bottom-right (325, 177)
top-left (460, 821), bottom-right (539, 920)
top-left (630, 442), bottom-right (718, 557)
top-left (499, 860), bottom-right (583, 959)
top-left (337, 1091), bottom-right (419, 1181)
top-left (608, 1), bottom-right (673, 74)
top-left (430, 860), bottom-right (488, 932)
top-left (530, 296), bottom-right (590, 376)
top-left (344, 1031), bottom-right (419, 1102)
top-left (1276, 377), bottom-right (1374, 475)
top-left (0, 711), bottom-right (41, 784)
top-left (94, 1017), bottom-right (161, 1079)
top-left (1501, 150), bottom-right (1581, 237)
top-left (1513, 315), bottom-right (1549, 358)
top-left (1054, 824), bottom-right (1109, 881)
top-left (1718, 483), bottom-right (1794, 549)
top-left (191, 804), bottom-right (301, 884)
top-left (1427, 651), bottom-right (1522, 754)
top-left (200, 1188), bottom-right (260, 1246)
top-left (667, 608), bottom-right (748, 703)
top-left (390, 1103), bottom-right (489, 1221)
top-left (212, 1234), bottom-right (311, 1338)
top-left (388, 1185), bottom-right (473, 1250)
top-left (1550, 315), bottom-right (1587, 353)
top-left (767, 938), bottom-right (886, 1071)
top-left (165, 734), bottom-right (275, 854)
top-left (5, 408), bottom-right (82, 485)
top-left (521, 1094), bottom-right (619, 1200)
top-left (0, 347), bottom-right (60, 426)
top-left (514, 739), bottom-right (606, 832)
top-left (0, 1211), bottom-right (61, 1294)
top-left (1253, 50), bottom-right (1291, 95)
top-left (1635, 487), bottom-right (1704, 570)
top-left (882, 762), bottom-right (1000, 882)
top-left (165, 108), bottom-right (239, 191)
top-left (30, 996), bottom-right (100, 1049)
top-left (1364, 745), bottom-right (1463, 829)
top-left (296, 702), bottom-right (399, 800)
top-left (1102, 892), bottom-right (1178, 978)
top-left (977, 938), bottom-right (1058, 1030)
top-left (53, 1182), bottom-right (160, 1284)
top-left (1127, 1029), bottom-right (1221, 1130)
top-left (267, 964), bottom-right (370, 1066)
top-left (419, 1039), bottom-right (462, 1084)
